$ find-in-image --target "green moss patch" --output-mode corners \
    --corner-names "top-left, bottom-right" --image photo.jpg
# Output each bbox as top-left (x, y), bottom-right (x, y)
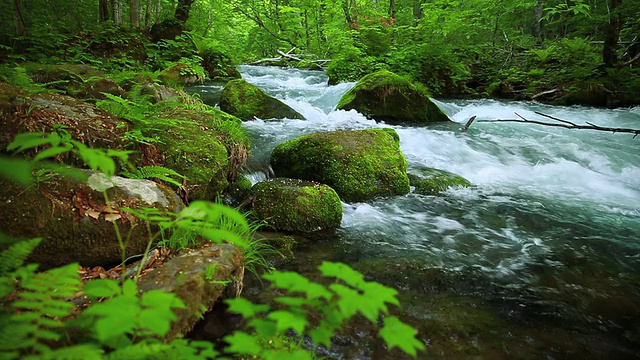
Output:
top-left (408, 167), bottom-right (471, 195)
top-left (270, 128), bottom-right (410, 202)
top-left (251, 178), bottom-right (342, 232)
top-left (337, 69), bottom-right (451, 124)
top-left (219, 79), bottom-right (304, 120)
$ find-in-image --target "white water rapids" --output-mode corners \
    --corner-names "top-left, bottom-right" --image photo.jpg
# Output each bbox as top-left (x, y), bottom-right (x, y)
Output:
top-left (190, 65), bottom-right (640, 358)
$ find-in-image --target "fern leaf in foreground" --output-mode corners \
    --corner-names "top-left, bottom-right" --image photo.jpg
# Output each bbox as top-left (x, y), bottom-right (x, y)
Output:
top-left (122, 166), bottom-right (186, 187)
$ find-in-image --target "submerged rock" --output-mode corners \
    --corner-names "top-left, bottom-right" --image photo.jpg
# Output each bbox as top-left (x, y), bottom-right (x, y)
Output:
top-left (336, 69), bottom-right (450, 124)
top-left (0, 171), bottom-right (183, 269)
top-left (219, 79), bottom-right (305, 120)
top-left (270, 128), bottom-right (410, 202)
top-left (137, 243), bottom-right (244, 341)
top-left (408, 168), bottom-right (471, 195)
top-left (250, 178), bottom-right (342, 232)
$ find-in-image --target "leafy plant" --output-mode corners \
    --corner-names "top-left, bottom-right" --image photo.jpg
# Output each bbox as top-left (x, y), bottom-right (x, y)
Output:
top-left (225, 261), bottom-right (425, 358)
top-left (120, 165), bottom-right (186, 187)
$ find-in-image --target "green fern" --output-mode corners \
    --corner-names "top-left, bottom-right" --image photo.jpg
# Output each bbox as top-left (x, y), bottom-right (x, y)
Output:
top-left (0, 236), bottom-right (41, 278)
top-left (1, 263), bottom-right (81, 357)
top-left (121, 165), bottom-right (186, 187)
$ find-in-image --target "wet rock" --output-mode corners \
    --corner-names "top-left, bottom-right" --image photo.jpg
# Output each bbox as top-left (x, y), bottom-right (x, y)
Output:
top-left (137, 243), bottom-right (244, 341)
top-left (408, 167), bottom-right (471, 195)
top-left (250, 178), bottom-right (342, 232)
top-left (0, 171), bottom-right (183, 269)
top-left (158, 63), bottom-right (204, 86)
top-left (219, 79), bottom-right (305, 120)
top-left (337, 69), bottom-right (450, 124)
top-left (224, 174), bottom-right (253, 207)
top-left (270, 128), bottom-right (409, 202)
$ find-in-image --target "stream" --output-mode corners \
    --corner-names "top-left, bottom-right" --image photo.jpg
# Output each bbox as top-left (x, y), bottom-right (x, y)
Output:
top-left (189, 65), bottom-right (640, 359)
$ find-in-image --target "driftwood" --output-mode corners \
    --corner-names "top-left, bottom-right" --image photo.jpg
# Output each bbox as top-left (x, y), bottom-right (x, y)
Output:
top-left (250, 47), bottom-right (331, 67)
top-left (463, 111), bottom-right (640, 138)
top-left (532, 88), bottom-right (560, 100)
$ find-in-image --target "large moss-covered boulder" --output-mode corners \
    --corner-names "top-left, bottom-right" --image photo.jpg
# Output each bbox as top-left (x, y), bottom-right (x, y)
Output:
top-left (144, 107), bottom-right (249, 200)
top-left (219, 79), bottom-right (304, 120)
top-left (270, 129), bottom-right (410, 202)
top-left (137, 243), bottom-right (243, 340)
top-left (201, 49), bottom-right (241, 81)
top-left (408, 168), bottom-right (471, 195)
top-left (22, 63), bottom-right (123, 100)
top-left (337, 69), bottom-right (450, 124)
top-left (0, 172), bottom-right (183, 269)
top-left (250, 178), bottom-right (342, 232)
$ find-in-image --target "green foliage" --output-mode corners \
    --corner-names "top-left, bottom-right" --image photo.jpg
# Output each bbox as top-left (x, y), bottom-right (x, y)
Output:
top-left (120, 165), bottom-right (186, 188)
top-left (225, 261), bottom-right (425, 358)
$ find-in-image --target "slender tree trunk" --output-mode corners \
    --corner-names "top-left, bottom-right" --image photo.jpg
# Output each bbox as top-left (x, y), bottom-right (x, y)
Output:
top-left (533, 0), bottom-right (543, 41)
top-left (13, 0), bottom-right (27, 36)
top-left (99, 0), bottom-right (109, 22)
top-left (155, 0), bottom-right (161, 23)
top-left (202, 0), bottom-right (215, 37)
top-left (304, 9), bottom-right (310, 49)
top-left (144, 0), bottom-right (152, 26)
top-left (388, 0), bottom-right (396, 20)
top-left (130, 0), bottom-right (140, 27)
top-left (603, 0), bottom-right (622, 67)
top-left (175, 0), bottom-right (194, 23)
top-left (342, 0), bottom-right (357, 29)
top-left (111, 0), bottom-right (124, 24)
top-left (412, 0), bottom-right (424, 27)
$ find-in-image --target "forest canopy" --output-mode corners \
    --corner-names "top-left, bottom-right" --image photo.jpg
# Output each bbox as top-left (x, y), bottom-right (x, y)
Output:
top-left (1, 0), bottom-right (639, 106)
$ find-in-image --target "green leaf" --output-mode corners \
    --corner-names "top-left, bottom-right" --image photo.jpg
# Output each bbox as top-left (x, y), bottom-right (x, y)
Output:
top-left (0, 156), bottom-right (33, 187)
top-left (223, 331), bottom-right (262, 355)
top-left (83, 279), bottom-right (121, 299)
top-left (266, 310), bottom-right (308, 334)
top-left (83, 296), bottom-right (140, 342)
top-left (33, 145), bottom-right (72, 161)
top-left (121, 279), bottom-right (138, 297)
top-left (378, 316), bottom-right (425, 357)
top-left (141, 290), bottom-right (186, 310)
top-left (138, 308), bottom-right (176, 336)
top-left (319, 261), bottom-right (365, 288)
top-left (225, 297), bottom-right (270, 318)
top-left (7, 133), bottom-right (50, 152)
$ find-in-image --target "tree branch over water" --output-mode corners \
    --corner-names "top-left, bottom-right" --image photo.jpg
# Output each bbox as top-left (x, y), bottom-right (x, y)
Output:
top-left (463, 111), bottom-right (640, 138)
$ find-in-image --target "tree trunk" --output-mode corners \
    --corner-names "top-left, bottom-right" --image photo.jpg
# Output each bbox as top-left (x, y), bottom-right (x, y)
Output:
top-left (111, 0), bottom-right (124, 24)
top-left (155, 0), bottom-right (161, 23)
top-left (304, 9), bottom-right (310, 49)
top-left (175, 0), bottom-right (194, 23)
top-left (603, 0), bottom-right (622, 67)
top-left (202, 0), bottom-right (215, 37)
top-left (144, 0), bottom-right (152, 26)
top-left (99, 0), bottom-right (109, 22)
top-left (130, 0), bottom-right (140, 27)
top-left (342, 0), bottom-right (357, 29)
top-left (533, 0), bottom-right (543, 41)
top-left (388, 0), bottom-right (396, 20)
top-left (412, 0), bottom-right (424, 27)
top-left (13, 0), bottom-right (27, 36)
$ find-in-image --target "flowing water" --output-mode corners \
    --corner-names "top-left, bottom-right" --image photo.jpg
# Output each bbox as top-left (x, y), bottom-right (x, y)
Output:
top-left (193, 65), bottom-right (640, 359)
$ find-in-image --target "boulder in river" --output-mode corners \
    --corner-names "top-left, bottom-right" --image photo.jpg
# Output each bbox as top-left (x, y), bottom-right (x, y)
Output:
top-left (270, 128), bottom-right (410, 202)
top-left (219, 79), bottom-right (305, 120)
top-left (0, 171), bottom-right (183, 269)
top-left (159, 63), bottom-right (204, 86)
top-left (250, 178), bottom-right (342, 232)
top-left (336, 69), bottom-right (450, 124)
top-left (408, 167), bottom-right (471, 195)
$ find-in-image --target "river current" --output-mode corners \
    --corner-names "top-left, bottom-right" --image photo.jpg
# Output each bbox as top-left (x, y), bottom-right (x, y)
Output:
top-left (189, 65), bottom-right (640, 359)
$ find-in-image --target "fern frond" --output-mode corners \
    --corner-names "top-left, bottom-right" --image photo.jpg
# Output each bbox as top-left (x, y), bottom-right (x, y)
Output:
top-left (123, 166), bottom-right (186, 187)
top-left (0, 237), bottom-right (42, 277)
top-left (5, 263), bottom-right (81, 357)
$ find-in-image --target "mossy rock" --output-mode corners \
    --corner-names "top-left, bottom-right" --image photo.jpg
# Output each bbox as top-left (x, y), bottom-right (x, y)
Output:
top-left (0, 172), bottom-right (183, 269)
top-left (79, 77), bottom-right (124, 100)
top-left (336, 69), bottom-right (450, 124)
top-left (23, 63), bottom-right (104, 84)
top-left (224, 174), bottom-right (253, 206)
top-left (219, 79), bottom-right (304, 120)
top-left (144, 107), bottom-right (249, 201)
top-left (408, 168), bottom-right (471, 195)
top-left (270, 128), bottom-right (410, 202)
top-left (159, 63), bottom-right (204, 86)
top-left (251, 178), bottom-right (342, 232)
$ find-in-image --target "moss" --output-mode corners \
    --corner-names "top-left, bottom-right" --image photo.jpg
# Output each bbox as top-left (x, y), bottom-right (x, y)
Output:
top-left (408, 168), bottom-right (471, 195)
top-left (337, 69), bottom-right (450, 124)
top-left (219, 79), bottom-right (304, 120)
top-left (146, 106), bottom-right (249, 200)
top-left (251, 178), bottom-right (342, 232)
top-left (270, 129), bottom-right (410, 203)
top-left (158, 63), bottom-right (204, 86)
